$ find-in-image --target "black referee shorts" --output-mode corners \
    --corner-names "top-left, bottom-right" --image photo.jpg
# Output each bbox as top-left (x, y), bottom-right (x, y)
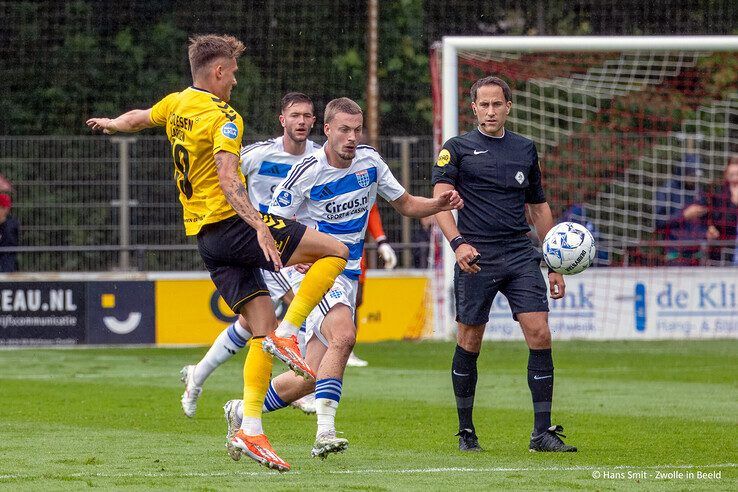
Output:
top-left (454, 237), bottom-right (549, 326)
top-left (197, 213), bottom-right (306, 314)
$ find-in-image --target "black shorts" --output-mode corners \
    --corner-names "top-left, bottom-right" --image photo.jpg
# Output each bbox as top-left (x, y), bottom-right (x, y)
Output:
top-left (197, 213), bottom-right (307, 313)
top-left (454, 237), bottom-right (549, 326)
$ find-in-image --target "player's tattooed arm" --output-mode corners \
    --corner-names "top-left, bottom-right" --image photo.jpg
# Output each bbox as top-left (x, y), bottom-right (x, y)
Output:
top-left (215, 151), bottom-right (283, 268)
top-left (215, 151), bottom-right (263, 229)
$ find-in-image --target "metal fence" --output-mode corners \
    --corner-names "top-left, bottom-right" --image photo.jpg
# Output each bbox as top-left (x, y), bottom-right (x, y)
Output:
top-left (2, 134), bottom-right (737, 272)
top-left (0, 135), bottom-right (436, 271)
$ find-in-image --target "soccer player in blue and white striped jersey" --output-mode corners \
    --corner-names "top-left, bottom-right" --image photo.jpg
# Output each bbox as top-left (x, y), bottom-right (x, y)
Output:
top-left (244, 97), bottom-right (463, 458)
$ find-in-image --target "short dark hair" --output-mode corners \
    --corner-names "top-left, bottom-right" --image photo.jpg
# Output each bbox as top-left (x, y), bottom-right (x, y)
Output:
top-left (281, 92), bottom-right (313, 113)
top-left (324, 97), bottom-right (362, 123)
top-left (470, 76), bottom-right (512, 103)
top-left (188, 34), bottom-right (245, 80)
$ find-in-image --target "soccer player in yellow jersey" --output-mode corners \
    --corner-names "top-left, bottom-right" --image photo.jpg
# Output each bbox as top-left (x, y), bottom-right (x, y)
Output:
top-left (86, 34), bottom-right (348, 472)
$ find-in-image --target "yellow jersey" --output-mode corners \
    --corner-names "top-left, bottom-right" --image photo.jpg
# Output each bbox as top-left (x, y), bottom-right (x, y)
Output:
top-left (150, 87), bottom-right (244, 235)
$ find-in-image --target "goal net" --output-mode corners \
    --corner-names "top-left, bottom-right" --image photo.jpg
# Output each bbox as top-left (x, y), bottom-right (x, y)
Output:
top-left (430, 36), bottom-right (738, 340)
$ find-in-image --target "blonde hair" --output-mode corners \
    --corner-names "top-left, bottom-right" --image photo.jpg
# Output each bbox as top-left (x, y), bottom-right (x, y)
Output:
top-left (188, 34), bottom-right (245, 80)
top-left (324, 97), bottom-right (362, 123)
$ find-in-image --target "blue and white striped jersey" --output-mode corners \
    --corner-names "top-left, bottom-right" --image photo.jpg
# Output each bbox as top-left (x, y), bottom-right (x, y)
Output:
top-left (268, 145), bottom-right (406, 279)
top-left (240, 136), bottom-right (321, 213)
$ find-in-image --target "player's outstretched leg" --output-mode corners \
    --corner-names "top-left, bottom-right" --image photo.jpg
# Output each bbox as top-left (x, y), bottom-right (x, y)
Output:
top-left (180, 318), bottom-right (252, 417)
top-left (264, 228), bottom-right (348, 379)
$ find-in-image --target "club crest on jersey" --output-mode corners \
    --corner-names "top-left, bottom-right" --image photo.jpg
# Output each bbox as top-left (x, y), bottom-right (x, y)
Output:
top-left (275, 190), bottom-right (292, 207)
top-left (356, 169), bottom-right (371, 188)
top-left (515, 171), bottom-right (525, 184)
top-left (328, 289), bottom-right (343, 299)
top-left (221, 122), bottom-right (239, 140)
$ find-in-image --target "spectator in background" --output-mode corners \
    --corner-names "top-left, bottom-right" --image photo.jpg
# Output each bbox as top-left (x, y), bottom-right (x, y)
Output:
top-left (0, 173), bottom-right (13, 194)
top-left (683, 155), bottom-right (738, 265)
top-left (0, 193), bottom-right (19, 272)
top-left (654, 153), bottom-right (707, 266)
top-left (411, 215), bottom-right (435, 268)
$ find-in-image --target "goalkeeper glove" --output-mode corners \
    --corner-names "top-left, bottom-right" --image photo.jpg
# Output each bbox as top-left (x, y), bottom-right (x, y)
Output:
top-left (377, 238), bottom-right (397, 269)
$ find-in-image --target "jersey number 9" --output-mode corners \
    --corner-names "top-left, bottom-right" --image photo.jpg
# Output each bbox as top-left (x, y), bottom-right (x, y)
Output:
top-left (173, 143), bottom-right (193, 199)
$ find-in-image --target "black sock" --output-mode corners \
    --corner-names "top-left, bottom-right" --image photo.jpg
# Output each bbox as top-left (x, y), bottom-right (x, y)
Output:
top-left (527, 348), bottom-right (554, 434)
top-left (452, 345), bottom-right (479, 433)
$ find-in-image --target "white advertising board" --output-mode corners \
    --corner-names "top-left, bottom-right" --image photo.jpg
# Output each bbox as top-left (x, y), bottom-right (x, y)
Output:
top-left (483, 268), bottom-right (738, 340)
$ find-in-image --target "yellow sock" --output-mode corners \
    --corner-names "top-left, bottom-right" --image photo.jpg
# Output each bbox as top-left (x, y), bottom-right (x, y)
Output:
top-left (242, 337), bottom-right (272, 419)
top-left (283, 256), bottom-right (347, 329)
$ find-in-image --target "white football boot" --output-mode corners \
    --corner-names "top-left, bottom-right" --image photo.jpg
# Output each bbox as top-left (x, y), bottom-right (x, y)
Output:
top-left (346, 351), bottom-right (368, 367)
top-left (311, 430), bottom-right (349, 459)
top-left (180, 365), bottom-right (202, 418)
top-left (223, 400), bottom-right (243, 461)
top-left (290, 392), bottom-right (316, 414)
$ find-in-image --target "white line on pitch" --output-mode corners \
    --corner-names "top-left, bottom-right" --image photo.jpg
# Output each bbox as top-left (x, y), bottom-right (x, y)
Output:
top-left (0, 463), bottom-right (735, 480)
top-left (330, 462), bottom-right (738, 475)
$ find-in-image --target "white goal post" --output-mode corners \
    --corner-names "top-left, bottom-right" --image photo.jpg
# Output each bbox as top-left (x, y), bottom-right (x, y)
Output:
top-left (433, 36), bottom-right (738, 340)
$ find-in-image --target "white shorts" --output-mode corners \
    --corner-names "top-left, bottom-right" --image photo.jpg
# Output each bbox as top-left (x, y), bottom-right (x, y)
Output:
top-left (286, 271), bottom-right (357, 348)
top-left (261, 267), bottom-right (294, 304)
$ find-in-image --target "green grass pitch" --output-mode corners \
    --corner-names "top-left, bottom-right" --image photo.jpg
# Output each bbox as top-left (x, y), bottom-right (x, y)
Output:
top-left (0, 340), bottom-right (735, 490)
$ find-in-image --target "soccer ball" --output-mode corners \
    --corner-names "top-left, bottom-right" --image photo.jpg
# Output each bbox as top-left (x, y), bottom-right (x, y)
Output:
top-left (542, 222), bottom-right (596, 275)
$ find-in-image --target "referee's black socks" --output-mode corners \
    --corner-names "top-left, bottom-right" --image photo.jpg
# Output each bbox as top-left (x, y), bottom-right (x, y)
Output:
top-left (528, 348), bottom-right (554, 434)
top-left (452, 345), bottom-right (479, 433)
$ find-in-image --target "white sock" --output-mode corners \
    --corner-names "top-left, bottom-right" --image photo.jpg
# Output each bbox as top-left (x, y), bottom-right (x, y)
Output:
top-left (193, 321), bottom-right (251, 386)
top-left (315, 398), bottom-right (339, 436)
top-left (274, 319), bottom-right (299, 338)
top-left (241, 417), bottom-right (263, 436)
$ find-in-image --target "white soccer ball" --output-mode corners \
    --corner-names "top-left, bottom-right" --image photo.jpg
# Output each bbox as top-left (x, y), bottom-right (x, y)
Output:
top-left (542, 222), bottom-right (596, 275)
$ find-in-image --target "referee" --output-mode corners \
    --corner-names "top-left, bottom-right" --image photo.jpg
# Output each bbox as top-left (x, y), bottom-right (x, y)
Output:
top-left (432, 76), bottom-right (576, 453)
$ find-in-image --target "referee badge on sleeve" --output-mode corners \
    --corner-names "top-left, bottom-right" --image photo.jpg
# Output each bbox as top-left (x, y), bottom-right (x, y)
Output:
top-left (436, 149), bottom-right (451, 167)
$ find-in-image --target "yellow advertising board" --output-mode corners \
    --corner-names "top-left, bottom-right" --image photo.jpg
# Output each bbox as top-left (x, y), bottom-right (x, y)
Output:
top-left (356, 274), bottom-right (431, 342)
top-left (155, 279), bottom-right (237, 345)
top-left (154, 272), bottom-right (431, 345)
